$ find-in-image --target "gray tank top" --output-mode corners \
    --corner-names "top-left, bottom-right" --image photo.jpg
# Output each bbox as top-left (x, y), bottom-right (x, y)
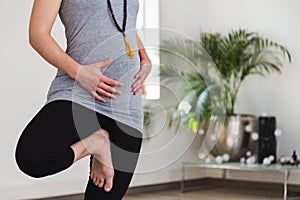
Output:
top-left (46, 0), bottom-right (143, 133)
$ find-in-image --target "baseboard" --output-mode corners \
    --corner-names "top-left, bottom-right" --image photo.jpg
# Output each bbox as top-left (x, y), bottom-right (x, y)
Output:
top-left (126, 178), bottom-right (209, 195)
top-left (36, 179), bottom-right (208, 200)
top-left (37, 178), bottom-right (300, 200)
top-left (35, 194), bottom-right (84, 200)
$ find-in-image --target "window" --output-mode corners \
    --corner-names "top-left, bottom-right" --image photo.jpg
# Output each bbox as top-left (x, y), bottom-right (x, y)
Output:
top-left (137, 0), bottom-right (160, 100)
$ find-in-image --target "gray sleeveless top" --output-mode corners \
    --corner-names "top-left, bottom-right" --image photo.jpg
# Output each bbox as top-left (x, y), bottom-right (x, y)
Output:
top-left (46, 0), bottom-right (143, 133)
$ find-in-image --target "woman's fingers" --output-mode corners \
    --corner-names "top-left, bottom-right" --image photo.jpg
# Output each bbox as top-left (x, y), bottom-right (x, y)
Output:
top-left (132, 74), bottom-right (147, 89)
top-left (94, 74), bottom-right (123, 101)
top-left (77, 58), bottom-right (126, 102)
top-left (96, 88), bottom-right (117, 99)
top-left (134, 70), bottom-right (143, 79)
top-left (92, 91), bottom-right (107, 103)
top-left (100, 75), bottom-right (123, 87)
top-left (134, 64), bottom-right (150, 79)
top-left (133, 61), bottom-right (151, 92)
top-left (132, 74), bottom-right (147, 94)
top-left (98, 82), bottom-right (122, 95)
top-left (133, 84), bottom-right (144, 95)
top-left (95, 80), bottom-right (122, 100)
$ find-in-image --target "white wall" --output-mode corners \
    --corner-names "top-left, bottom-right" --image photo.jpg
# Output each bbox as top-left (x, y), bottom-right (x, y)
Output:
top-left (0, 0), bottom-right (92, 199)
top-left (1, 0), bottom-right (300, 199)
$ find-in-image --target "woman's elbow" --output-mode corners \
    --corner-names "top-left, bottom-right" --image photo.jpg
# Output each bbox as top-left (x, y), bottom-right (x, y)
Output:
top-left (28, 31), bottom-right (39, 49)
top-left (28, 30), bottom-right (48, 50)
top-left (28, 35), bottom-right (35, 48)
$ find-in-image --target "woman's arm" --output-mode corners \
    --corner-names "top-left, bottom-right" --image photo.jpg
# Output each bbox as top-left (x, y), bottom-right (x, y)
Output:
top-left (29, 0), bottom-right (79, 79)
top-left (132, 34), bottom-right (152, 95)
top-left (29, 0), bottom-right (122, 102)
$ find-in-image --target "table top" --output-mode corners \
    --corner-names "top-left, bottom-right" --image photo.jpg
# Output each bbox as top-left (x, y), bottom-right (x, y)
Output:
top-left (183, 161), bottom-right (300, 172)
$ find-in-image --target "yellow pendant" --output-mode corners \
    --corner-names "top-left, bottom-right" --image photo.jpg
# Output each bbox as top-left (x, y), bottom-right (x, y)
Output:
top-left (123, 35), bottom-right (135, 59)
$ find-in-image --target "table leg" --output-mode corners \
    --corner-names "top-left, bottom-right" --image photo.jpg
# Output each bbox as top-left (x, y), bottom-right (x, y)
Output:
top-left (181, 163), bottom-right (186, 193)
top-left (283, 170), bottom-right (290, 200)
top-left (222, 168), bottom-right (227, 187)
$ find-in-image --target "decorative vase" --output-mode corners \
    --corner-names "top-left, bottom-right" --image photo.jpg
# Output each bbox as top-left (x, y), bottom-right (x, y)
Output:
top-left (206, 114), bottom-right (258, 161)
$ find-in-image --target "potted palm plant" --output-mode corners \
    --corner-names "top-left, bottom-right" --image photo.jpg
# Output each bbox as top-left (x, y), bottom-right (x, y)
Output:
top-left (160, 29), bottom-right (291, 161)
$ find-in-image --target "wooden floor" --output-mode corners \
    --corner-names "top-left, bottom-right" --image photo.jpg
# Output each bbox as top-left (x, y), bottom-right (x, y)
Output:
top-left (124, 187), bottom-right (284, 200)
top-left (42, 187), bottom-right (289, 200)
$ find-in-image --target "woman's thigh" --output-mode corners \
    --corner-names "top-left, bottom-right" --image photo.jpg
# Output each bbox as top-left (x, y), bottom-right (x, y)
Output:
top-left (15, 100), bottom-right (103, 177)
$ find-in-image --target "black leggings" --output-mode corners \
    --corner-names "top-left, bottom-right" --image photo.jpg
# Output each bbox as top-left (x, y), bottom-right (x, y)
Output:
top-left (15, 100), bottom-right (142, 200)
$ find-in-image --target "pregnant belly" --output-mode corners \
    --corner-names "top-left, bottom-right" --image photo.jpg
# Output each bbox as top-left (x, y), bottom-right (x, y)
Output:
top-left (97, 56), bottom-right (140, 100)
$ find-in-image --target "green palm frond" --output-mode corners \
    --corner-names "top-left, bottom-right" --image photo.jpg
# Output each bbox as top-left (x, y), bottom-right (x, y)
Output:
top-left (160, 38), bottom-right (202, 66)
top-left (158, 29), bottom-right (291, 133)
top-left (195, 85), bottom-right (216, 125)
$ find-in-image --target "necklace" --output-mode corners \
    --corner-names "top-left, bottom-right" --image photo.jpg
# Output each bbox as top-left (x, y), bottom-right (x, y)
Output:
top-left (107, 0), bottom-right (135, 59)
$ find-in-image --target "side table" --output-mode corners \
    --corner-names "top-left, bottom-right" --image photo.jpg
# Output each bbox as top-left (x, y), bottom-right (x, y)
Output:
top-left (181, 162), bottom-right (300, 200)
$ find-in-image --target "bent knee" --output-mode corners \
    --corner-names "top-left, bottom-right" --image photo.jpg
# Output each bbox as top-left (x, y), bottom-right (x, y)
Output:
top-left (15, 156), bottom-right (49, 178)
top-left (15, 158), bottom-right (47, 178)
top-left (15, 143), bottom-right (48, 178)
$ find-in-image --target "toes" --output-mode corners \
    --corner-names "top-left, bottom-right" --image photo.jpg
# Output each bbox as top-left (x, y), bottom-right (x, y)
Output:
top-left (93, 177), bottom-right (100, 186)
top-left (98, 178), bottom-right (105, 188)
top-left (104, 174), bottom-right (114, 192)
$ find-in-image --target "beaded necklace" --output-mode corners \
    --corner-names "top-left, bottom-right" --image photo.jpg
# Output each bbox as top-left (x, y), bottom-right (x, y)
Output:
top-left (107, 0), bottom-right (135, 59)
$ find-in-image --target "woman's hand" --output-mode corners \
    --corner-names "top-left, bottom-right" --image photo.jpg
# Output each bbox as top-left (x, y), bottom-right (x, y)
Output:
top-left (76, 58), bottom-right (123, 103)
top-left (132, 49), bottom-right (152, 95)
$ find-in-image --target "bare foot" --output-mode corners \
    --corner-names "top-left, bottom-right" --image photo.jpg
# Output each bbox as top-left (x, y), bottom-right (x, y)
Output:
top-left (90, 156), bottom-right (114, 192)
top-left (72, 129), bottom-right (115, 192)
top-left (86, 129), bottom-right (114, 192)
top-left (88, 129), bottom-right (114, 192)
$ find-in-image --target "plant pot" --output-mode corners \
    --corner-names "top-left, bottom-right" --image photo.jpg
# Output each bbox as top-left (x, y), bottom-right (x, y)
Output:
top-left (206, 114), bottom-right (258, 161)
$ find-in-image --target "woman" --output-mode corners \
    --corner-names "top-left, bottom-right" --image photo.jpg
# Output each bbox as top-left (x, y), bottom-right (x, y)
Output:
top-left (15, 0), bottom-right (151, 199)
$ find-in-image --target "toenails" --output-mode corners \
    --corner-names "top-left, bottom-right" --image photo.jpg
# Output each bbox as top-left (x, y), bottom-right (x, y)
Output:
top-left (104, 176), bottom-right (113, 192)
top-left (98, 178), bottom-right (105, 188)
top-left (104, 186), bottom-right (111, 192)
top-left (93, 177), bottom-right (100, 186)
